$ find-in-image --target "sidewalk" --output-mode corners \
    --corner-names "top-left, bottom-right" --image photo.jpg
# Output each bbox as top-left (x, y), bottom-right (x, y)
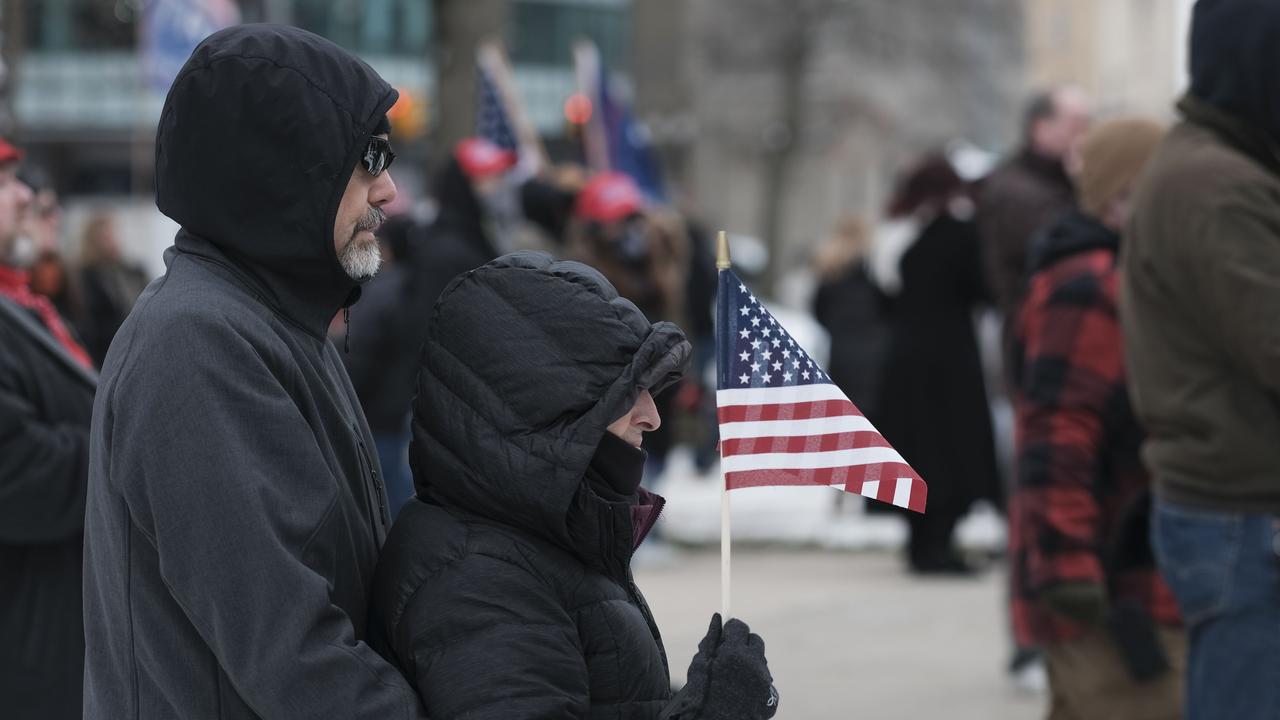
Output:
top-left (636, 549), bottom-right (1044, 720)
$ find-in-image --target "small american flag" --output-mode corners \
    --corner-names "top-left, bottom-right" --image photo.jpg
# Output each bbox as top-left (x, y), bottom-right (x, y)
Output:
top-left (716, 267), bottom-right (927, 513)
top-left (476, 63), bottom-right (518, 152)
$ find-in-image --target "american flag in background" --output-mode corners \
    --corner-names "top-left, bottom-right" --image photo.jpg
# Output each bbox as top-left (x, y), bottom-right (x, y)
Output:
top-left (716, 267), bottom-right (927, 513)
top-left (476, 63), bottom-right (518, 152)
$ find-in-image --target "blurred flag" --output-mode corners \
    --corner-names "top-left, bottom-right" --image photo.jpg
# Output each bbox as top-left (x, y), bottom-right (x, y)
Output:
top-left (715, 267), bottom-right (927, 513)
top-left (141, 0), bottom-right (239, 92)
top-left (574, 41), bottom-right (667, 202)
top-left (475, 41), bottom-right (547, 174)
top-left (476, 62), bottom-right (518, 152)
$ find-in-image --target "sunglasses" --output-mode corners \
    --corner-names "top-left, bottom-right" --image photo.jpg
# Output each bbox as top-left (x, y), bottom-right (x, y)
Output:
top-left (362, 136), bottom-right (396, 177)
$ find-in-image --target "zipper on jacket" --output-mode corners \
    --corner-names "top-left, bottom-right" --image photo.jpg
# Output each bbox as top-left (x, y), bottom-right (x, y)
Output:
top-left (354, 430), bottom-right (388, 534)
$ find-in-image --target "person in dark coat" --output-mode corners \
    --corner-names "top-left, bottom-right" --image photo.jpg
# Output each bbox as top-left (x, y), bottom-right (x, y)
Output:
top-left (976, 86), bottom-right (1091, 331)
top-left (1011, 118), bottom-right (1184, 719)
top-left (76, 212), bottom-right (149, 367)
top-left (0, 137), bottom-right (97, 720)
top-left (873, 152), bottom-right (1000, 574)
top-left (368, 252), bottom-right (779, 720)
top-left (81, 26), bottom-right (426, 719)
top-left (341, 214), bottom-right (428, 517)
top-left (812, 216), bottom-right (888, 423)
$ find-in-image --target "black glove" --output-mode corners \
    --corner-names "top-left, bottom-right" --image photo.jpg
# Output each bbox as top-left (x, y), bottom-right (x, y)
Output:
top-left (661, 613), bottom-right (779, 720)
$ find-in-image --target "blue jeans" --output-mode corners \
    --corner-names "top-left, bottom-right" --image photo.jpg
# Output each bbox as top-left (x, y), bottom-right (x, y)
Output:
top-left (1151, 498), bottom-right (1280, 720)
top-left (373, 429), bottom-right (413, 520)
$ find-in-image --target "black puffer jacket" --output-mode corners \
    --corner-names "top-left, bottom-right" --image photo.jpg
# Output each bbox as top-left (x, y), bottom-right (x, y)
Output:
top-left (369, 252), bottom-right (692, 719)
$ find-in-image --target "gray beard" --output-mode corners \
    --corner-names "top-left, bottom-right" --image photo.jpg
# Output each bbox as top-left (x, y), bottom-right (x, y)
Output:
top-left (338, 235), bottom-right (381, 281)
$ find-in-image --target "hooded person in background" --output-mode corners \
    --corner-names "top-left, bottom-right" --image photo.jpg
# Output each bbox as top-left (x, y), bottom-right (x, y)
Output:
top-left (1012, 118), bottom-right (1184, 720)
top-left (1123, 2), bottom-right (1280, 717)
top-left (368, 252), bottom-right (778, 720)
top-left (81, 26), bottom-right (427, 719)
top-left (0, 137), bottom-right (96, 720)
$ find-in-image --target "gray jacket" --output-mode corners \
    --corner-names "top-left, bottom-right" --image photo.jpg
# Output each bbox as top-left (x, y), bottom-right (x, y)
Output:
top-left (82, 25), bottom-right (424, 718)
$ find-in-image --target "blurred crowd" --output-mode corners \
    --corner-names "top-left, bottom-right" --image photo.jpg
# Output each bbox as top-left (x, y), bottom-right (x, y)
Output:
top-left (8, 2), bottom-right (1280, 719)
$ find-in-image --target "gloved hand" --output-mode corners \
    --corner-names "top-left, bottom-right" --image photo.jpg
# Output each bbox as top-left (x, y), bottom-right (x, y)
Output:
top-left (660, 613), bottom-right (779, 720)
top-left (1041, 581), bottom-right (1109, 627)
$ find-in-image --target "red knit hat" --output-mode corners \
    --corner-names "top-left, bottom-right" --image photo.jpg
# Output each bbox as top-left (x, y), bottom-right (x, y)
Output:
top-left (454, 137), bottom-right (516, 180)
top-left (0, 137), bottom-right (23, 166)
top-left (574, 172), bottom-right (645, 223)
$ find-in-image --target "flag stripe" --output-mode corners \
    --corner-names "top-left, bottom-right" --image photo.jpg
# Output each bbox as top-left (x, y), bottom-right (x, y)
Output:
top-left (718, 415), bottom-right (876, 440)
top-left (721, 445), bottom-right (908, 474)
top-left (717, 398), bottom-right (862, 424)
top-left (717, 384), bottom-right (846, 406)
top-left (725, 465), bottom-right (928, 513)
top-left (720, 431), bottom-right (892, 457)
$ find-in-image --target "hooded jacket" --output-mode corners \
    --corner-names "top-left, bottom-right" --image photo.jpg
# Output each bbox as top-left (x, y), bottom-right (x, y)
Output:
top-left (82, 25), bottom-right (424, 719)
top-left (368, 252), bottom-right (692, 719)
top-left (1011, 210), bottom-right (1179, 644)
top-left (1122, 0), bottom-right (1280, 513)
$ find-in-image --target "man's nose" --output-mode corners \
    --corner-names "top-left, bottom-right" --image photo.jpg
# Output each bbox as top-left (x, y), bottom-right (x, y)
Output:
top-left (372, 172), bottom-right (397, 207)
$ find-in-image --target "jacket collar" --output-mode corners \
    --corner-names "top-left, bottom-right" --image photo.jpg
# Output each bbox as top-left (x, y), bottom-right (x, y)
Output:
top-left (171, 230), bottom-right (360, 338)
top-left (1180, 94), bottom-right (1280, 180)
top-left (1027, 209), bottom-right (1119, 275)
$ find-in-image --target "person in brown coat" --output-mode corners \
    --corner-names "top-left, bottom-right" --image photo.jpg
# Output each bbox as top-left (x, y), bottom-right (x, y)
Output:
top-left (977, 87), bottom-right (1092, 329)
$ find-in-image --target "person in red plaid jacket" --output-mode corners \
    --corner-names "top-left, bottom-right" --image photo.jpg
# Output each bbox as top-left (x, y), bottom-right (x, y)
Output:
top-left (1010, 118), bottom-right (1185, 719)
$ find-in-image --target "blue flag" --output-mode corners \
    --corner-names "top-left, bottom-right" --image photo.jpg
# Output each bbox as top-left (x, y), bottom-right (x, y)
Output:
top-left (596, 64), bottom-right (666, 203)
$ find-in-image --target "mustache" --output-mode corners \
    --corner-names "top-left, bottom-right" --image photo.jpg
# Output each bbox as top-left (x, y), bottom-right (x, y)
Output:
top-left (355, 205), bottom-right (386, 233)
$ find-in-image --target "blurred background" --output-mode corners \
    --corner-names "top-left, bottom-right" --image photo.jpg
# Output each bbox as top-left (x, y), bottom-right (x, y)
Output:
top-left (0, 0), bottom-right (1192, 283)
top-left (0, 2), bottom-right (1203, 718)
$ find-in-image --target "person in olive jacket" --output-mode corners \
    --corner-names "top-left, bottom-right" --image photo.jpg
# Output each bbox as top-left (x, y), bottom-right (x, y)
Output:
top-left (368, 252), bottom-right (779, 719)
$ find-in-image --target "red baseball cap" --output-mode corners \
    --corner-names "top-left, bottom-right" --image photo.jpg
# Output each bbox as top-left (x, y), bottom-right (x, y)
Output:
top-left (454, 137), bottom-right (517, 180)
top-left (574, 172), bottom-right (645, 223)
top-left (0, 137), bottom-right (23, 166)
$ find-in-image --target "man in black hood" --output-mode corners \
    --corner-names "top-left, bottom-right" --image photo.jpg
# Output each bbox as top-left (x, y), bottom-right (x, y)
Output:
top-left (368, 252), bottom-right (779, 719)
top-left (1123, 2), bottom-right (1280, 718)
top-left (82, 25), bottom-right (426, 719)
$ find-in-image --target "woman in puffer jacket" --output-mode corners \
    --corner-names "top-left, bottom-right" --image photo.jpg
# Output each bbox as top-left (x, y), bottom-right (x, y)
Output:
top-left (368, 252), bottom-right (779, 720)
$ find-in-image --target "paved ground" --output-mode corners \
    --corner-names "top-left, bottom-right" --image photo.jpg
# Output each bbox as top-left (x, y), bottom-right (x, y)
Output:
top-left (636, 549), bottom-right (1045, 720)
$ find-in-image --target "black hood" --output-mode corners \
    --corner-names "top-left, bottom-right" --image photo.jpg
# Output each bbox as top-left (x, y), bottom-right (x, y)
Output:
top-left (1188, 0), bottom-right (1280, 145)
top-left (409, 251), bottom-right (690, 551)
top-left (155, 24), bottom-right (398, 336)
top-left (1026, 208), bottom-right (1119, 275)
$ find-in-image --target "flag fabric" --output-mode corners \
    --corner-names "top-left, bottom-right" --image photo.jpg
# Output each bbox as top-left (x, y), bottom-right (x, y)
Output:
top-left (595, 63), bottom-right (667, 202)
top-left (715, 268), bottom-right (927, 513)
top-left (141, 0), bottom-right (239, 92)
top-left (476, 63), bottom-right (518, 152)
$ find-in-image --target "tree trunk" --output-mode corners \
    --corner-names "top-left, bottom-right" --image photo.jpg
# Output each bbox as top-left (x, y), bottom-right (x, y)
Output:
top-left (431, 0), bottom-right (509, 165)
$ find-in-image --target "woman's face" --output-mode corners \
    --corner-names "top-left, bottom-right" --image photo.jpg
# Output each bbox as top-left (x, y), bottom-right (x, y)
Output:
top-left (605, 389), bottom-right (661, 448)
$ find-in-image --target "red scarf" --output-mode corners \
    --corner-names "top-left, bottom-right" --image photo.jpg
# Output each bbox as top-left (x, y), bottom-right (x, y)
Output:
top-left (0, 263), bottom-right (93, 370)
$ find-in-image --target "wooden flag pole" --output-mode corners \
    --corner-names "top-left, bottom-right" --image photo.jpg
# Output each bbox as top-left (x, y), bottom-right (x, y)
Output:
top-left (716, 231), bottom-right (732, 620)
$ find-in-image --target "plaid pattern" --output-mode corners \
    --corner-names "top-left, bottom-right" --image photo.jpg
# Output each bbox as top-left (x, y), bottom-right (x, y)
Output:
top-left (1010, 240), bottom-right (1179, 645)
